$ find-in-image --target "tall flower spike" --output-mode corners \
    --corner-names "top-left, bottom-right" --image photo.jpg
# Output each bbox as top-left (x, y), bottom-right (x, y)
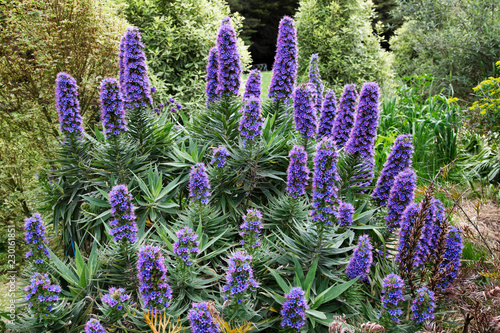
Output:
top-left (216, 17), bottom-right (241, 97)
top-left (239, 96), bottom-right (263, 145)
top-left (211, 146), bottom-right (230, 168)
top-left (243, 69), bottom-right (261, 100)
top-left (100, 78), bottom-right (127, 138)
top-left (337, 201), bottom-right (354, 227)
top-left (24, 213), bottom-right (50, 266)
top-left (311, 137), bottom-right (340, 226)
top-left (332, 84), bottom-right (358, 148)
top-left (436, 226), bottom-right (463, 290)
top-left (102, 287), bottom-right (131, 313)
top-left (373, 134), bottom-right (414, 206)
top-left (120, 27), bottom-right (153, 109)
top-left (189, 163), bottom-right (211, 204)
top-left (386, 168), bottom-right (417, 231)
top-left (137, 245), bottom-right (172, 312)
top-left (239, 209), bottom-right (264, 250)
top-left (317, 89), bottom-right (337, 140)
top-left (222, 250), bottom-right (259, 304)
top-left (286, 145), bottom-right (310, 198)
top-left (411, 287), bottom-right (436, 323)
top-left (268, 16), bottom-right (298, 103)
top-left (119, 34), bottom-right (127, 89)
top-left (308, 54), bottom-right (323, 107)
top-left (109, 184), bottom-right (138, 244)
top-left (430, 198), bottom-right (446, 258)
top-left (25, 272), bottom-right (61, 314)
top-left (206, 47), bottom-right (219, 105)
top-left (345, 234), bottom-right (373, 282)
top-left (85, 319), bottom-right (106, 333)
top-left (173, 227), bottom-right (200, 266)
top-left (188, 302), bottom-right (220, 333)
top-left (55, 72), bottom-right (84, 139)
top-left (293, 83), bottom-right (317, 140)
top-left (415, 199), bottom-right (438, 266)
top-left (396, 202), bottom-right (420, 264)
top-left (381, 274), bottom-right (405, 324)
top-left (280, 287), bottom-right (309, 333)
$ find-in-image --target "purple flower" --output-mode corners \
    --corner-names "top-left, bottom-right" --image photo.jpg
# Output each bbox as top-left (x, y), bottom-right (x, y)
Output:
top-left (396, 202), bottom-right (420, 264)
top-left (280, 287), bottom-right (308, 332)
top-left (239, 96), bottom-right (263, 145)
top-left (100, 78), bottom-right (127, 138)
top-left (411, 287), bottom-right (436, 323)
top-left (286, 145), bottom-right (310, 198)
top-left (216, 17), bottom-right (241, 97)
top-left (222, 250), bottom-right (259, 304)
top-left (102, 287), bottom-right (131, 312)
top-left (317, 89), bottom-right (337, 140)
top-left (415, 199), bottom-right (439, 266)
top-left (243, 69), bottom-right (261, 100)
top-left (293, 83), bottom-right (317, 140)
top-left (55, 72), bottom-right (84, 139)
top-left (85, 319), bottom-right (106, 333)
top-left (332, 84), bottom-right (358, 148)
top-left (137, 245), bottom-right (172, 312)
top-left (206, 47), bottom-right (219, 105)
top-left (386, 169), bottom-right (416, 231)
top-left (308, 54), bottom-right (323, 107)
top-left (337, 201), bottom-right (354, 227)
top-left (239, 209), bottom-right (264, 250)
top-left (188, 302), bottom-right (220, 333)
top-left (311, 137), bottom-right (340, 226)
top-left (436, 226), bottom-right (463, 290)
top-left (24, 213), bottom-right (50, 265)
top-left (268, 16), bottom-right (298, 103)
top-left (120, 28), bottom-right (153, 110)
top-left (109, 184), bottom-right (138, 244)
top-left (211, 146), bottom-right (230, 168)
top-left (373, 135), bottom-right (414, 206)
top-left (430, 199), bottom-right (446, 257)
top-left (25, 273), bottom-right (61, 314)
top-left (381, 274), bottom-right (405, 323)
top-left (173, 227), bottom-right (200, 266)
top-left (345, 234), bottom-right (373, 282)
top-left (189, 163), bottom-right (211, 204)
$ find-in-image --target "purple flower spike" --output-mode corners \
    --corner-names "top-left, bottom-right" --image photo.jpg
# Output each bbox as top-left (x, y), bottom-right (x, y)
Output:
top-left (411, 287), bottom-right (436, 323)
top-left (239, 209), bottom-right (264, 250)
top-left (211, 146), bottom-right (230, 168)
top-left (386, 169), bottom-right (417, 231)
top-left (137, 245), bottom-right (172, 312)
top-left (338, 202), bottom-right (354, 227)
top-left (308, 54), bottom-right (323, 107)
top-left (55, 72), bottom-right (84, 139)
top-left (415, 199), bottom-right (438, 266)
top-left (173, 227), bottom-right (200, 266)
top-left (381, 274), bottom-right (405, 324)
top-left (120, 27), bottom-right (153, 110)
top-left (332, 84), bottom-right (358, 148)
top-left (206, 47), bottom-right (219, 105)
top-left (293, 83), bottom-right (317, 140)
top-left (373, 135), bottom-right (414, 206)
top-left (100, 78), bottom-right (127, 138)
top-left (311, 137), bottom-right (340, 226)
top-left (109, 184), bottom-right (138, 244)
top-left (430, 199), bottom-right (446, 257)
top-left (102, 287), bottom-right (131, 312)
top-left (268, 16), bottom-right (298, 103)
top-left (317, 89), bottom-right (337, 140)
top-left (436, 226), bottom-right (463, 290)
top-left (396, 202), bottom-right (420, 264)
top-left (85, 319), bottom-right (106, 333)
top-left (346, 234), bottom-right (373, 282)
top-left (286, 145), bottom-right (310, 198)
top-left (243, 69), bottom-right (261, 100)
top-left (25, 273), bottom-right (61, 314)
top-left (239, 96), bottom-right (263, 145)
top-left (189, 163), bottom-right (211, 204)
top-left (24, 213), bottom-right (50, 265)
top-left (280, 287), bottom-right (308, 333)
top-left (188, 302), bottom-right (220, 333)
top-left (222, 250), bottom-right (259, 304)
top-left (216, 17), bottom-right (241, 97)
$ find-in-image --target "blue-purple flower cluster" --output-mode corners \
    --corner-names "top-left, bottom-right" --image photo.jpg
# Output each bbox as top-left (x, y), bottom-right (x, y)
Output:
top-left (381, 274), bottom-right (405, 323)
top-left (332, 84), bottom-right (358, 148)
top-left (311, 137), bottom-right (340, 225)
top-left (286, 145), bottom-right (310, 198)
top-left (386, 169), bottom-right (416, 231)
top-left (268, 16), bottom-right (298, 103)
top-left (102, 287), bottom-right (131, 312)
top-left (137, 245), bottom-right (172, 312)
top-left (173, 227), bottom-right (200, 266)
top-left (239, 96), bottom-right (263, 145)
top-left (109, 184), bottom-right (138, 244)
top-left (211, 146), bottom-right (230, 168)
top-left (24, 213), bottom-right (50, 266)
top-left (337, 201), bottom-right (354, 227)
top-left (222, 251), bottom-right (259, 304)
top-left (206, 47), bottom-right (219, 105)
top-left (411, 287), bottom-right (436, 323)
top-left (317, 90), bottom-right (337, 140)
top-left (189, 163), bottom-right (211, 204)
top-left (243, 69), bottom-right (261, 100)
top-left (85, 319), bottom-right (106, 333)
top-left (25, 272), bottom-right (61, 313)
top-left (308, 54), bottom-right (323, 107)
top-left (239, 209), bottom-right (264, 250)
top-left (436, 226), bottom-right (463, 290)
top-left (293, 83), bottom-right (317, 140)
top-left (345, 235), bottom-right (373, 282)
top-left (100, 78), bottom-right (127, 138)
top-left (216, 17), bottom-right (241, 97)
top-left (396, 203), bottom-right (420, 264)
top-left (280, 287), bottom-right (308, 333)
top-left (430, 199), bottom-right (446, 254)
top-left (415, 200), bottom-right (438, 266)
top-left (373, 135), bottom-right (414, 206)
top-left (55, 72), bottom-right (84, 139)
top-left (188, 302), bottom-right (220, 333)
